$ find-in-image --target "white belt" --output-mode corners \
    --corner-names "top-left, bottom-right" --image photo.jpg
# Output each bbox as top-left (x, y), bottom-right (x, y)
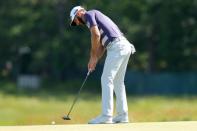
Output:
top-left (106, 36), bottom-right (126, 49)
top-left (113, 36), bottom-right (127, 42)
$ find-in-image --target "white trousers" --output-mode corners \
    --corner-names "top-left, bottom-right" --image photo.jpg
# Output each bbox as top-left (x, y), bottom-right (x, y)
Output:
top-left (101, 37), bottom-right (135, 116)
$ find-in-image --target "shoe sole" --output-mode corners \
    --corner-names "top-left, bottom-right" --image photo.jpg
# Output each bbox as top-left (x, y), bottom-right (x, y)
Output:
top-left (88, 121), bottom-right (114, 124)
top-left (113, 120), bottom-right (129, 124)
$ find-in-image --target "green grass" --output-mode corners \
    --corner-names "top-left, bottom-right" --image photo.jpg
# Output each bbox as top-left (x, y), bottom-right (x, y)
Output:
top-left (129, 96), bottom-right (197, 122)
top-left (0, 82), bottom-right (197, 125)
top-left (0, 91), bottom-right (197, 125)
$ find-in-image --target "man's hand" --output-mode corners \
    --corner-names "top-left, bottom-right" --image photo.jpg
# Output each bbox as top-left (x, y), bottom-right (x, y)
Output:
top-left (88, 57), bottom-right (98, 72)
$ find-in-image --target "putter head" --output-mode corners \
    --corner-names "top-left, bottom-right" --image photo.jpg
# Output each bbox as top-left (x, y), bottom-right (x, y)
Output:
top-left (62, 115), bottom-right (71, 120)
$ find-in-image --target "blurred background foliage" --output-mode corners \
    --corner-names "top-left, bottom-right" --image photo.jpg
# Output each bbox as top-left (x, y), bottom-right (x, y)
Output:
top-left (0, 0), bottom-right (196, 85)
top-left (0, 0), bottom-right (197, 125)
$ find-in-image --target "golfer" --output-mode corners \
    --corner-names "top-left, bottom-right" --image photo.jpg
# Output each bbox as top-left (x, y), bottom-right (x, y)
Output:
top-left (69, 6), bottom-right (135, 124)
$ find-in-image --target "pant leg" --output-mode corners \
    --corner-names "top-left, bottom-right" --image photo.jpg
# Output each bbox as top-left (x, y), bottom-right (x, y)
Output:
top-left (114, 52), bottom-right (131, 115)
top-left (113, 39), bottom-right (133, 115)
top-left (101, 46), bottom-right (126, 116)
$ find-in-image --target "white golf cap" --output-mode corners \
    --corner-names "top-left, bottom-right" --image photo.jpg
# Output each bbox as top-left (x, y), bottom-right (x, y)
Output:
top-left (70, 6), bottom-right (84, 26)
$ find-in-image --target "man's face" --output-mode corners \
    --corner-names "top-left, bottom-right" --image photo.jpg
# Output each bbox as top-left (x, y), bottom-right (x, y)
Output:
top-left (73, 12), bottom-right (85, 26)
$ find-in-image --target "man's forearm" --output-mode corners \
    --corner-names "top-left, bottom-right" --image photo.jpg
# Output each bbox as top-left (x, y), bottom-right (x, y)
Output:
top-left (88, 25), bottom-right (101, 71)
top-left (90, 30), bottom-right (100, 60)
top-left (96, 45), bottom-right (105, 60)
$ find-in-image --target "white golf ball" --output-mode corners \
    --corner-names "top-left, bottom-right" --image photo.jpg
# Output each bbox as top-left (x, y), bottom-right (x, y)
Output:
top-left (51, 121), bottom-right (56, 125)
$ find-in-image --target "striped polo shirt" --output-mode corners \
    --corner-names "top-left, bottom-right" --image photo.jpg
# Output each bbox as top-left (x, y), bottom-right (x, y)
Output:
top-left (85, 10), bottom-right (123, 47)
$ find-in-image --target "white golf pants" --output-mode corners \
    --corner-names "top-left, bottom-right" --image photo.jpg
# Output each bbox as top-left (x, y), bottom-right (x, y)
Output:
top-left (101, 36), bottom-right (135, 116)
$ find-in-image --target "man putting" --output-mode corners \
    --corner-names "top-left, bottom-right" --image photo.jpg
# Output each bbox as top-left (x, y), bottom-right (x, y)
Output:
top-left (69, 6), bottom-right (136, 124)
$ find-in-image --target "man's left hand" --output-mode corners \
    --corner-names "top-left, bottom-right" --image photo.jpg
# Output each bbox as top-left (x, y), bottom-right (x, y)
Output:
top-left (88, 57), bottom-right (98, 72)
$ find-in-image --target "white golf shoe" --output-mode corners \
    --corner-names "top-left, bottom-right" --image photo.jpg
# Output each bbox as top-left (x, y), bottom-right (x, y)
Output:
top-left (113, 113), bottom-right (129, 123)
top-left (88, 115), bottom-right (113, 124)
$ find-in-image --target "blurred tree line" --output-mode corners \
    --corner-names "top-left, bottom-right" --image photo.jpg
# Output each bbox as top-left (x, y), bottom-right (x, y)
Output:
top-left (0, 0), bottom-right (196, 81)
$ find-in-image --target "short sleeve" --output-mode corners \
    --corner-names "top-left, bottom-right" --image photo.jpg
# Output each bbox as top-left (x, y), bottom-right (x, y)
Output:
top-left (85, 12), bottom-right (97, 28)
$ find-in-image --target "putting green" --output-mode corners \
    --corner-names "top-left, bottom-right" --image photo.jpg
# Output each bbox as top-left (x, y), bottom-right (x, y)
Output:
top-left (1, 121), bottom-right (197, 131)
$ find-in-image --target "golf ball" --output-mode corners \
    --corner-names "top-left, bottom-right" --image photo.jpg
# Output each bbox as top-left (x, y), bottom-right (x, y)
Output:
top-left (51, 121), bottom-right (56, 125)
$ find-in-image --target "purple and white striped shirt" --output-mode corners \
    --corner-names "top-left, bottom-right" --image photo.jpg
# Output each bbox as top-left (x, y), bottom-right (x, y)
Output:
top-left (85, 10), bottom-right (123, 47)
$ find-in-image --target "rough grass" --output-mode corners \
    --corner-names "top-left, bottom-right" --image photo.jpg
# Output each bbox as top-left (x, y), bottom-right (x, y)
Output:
top-left (0, 88), bottom-right (197, 126)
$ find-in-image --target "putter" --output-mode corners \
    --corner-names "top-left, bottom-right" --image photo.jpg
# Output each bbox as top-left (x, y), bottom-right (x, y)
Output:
top-left (62, 70), bottom-right (91, 120)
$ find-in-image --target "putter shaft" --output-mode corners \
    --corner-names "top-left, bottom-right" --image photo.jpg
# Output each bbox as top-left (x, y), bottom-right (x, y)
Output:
top-left (63, 71), bottom-right (91, 120)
